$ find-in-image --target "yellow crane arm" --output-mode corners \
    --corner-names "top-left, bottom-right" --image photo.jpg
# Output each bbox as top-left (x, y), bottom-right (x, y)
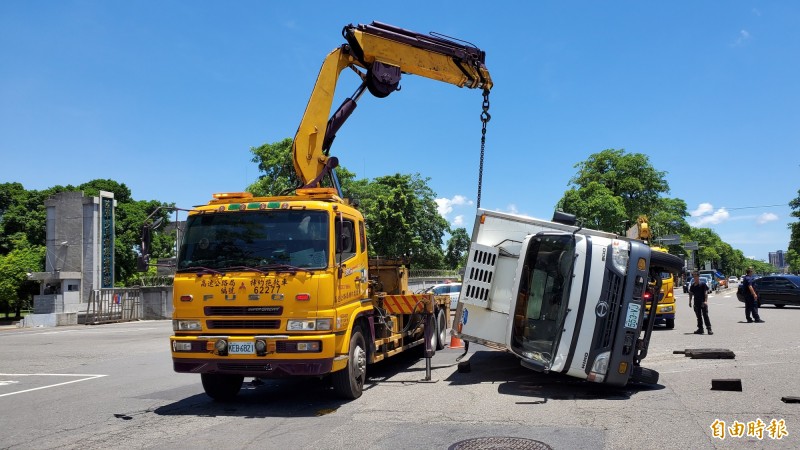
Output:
top-left (292, 21), bottom-right (493, 189)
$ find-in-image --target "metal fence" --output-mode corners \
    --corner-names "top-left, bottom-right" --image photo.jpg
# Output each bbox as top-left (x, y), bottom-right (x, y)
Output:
top-left (85, 288), bottom-right (142, 324)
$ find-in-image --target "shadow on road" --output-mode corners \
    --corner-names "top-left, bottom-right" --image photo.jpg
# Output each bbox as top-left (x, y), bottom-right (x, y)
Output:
top-left (444, 349), bottom-right (663, 403)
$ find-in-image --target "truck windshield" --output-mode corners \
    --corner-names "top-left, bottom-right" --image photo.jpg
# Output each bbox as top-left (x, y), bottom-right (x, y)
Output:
top-left (177, 210), bottom-right (329, 271)
top-left (510, 234), bottom-right (575, 368)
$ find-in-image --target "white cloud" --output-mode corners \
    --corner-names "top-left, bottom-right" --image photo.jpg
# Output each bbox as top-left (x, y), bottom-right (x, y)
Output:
top-left (756, 212), bottom-right (779, 225)
top-left (689, 203), bottom-right (730, 226)
top-left (734, 29), bottom-right (751, 46)
top-left (505, 204), bottom-right (520, 215)
top-left (690, 203), bottom-right (714, 217)
top-left (435, 195), bottom-right (472, 217)
top-left (453, 215), bottom-right (464, 227)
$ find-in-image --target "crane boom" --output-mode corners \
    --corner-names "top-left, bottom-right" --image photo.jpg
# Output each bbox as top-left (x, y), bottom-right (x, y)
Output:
top-left (292, 21), bottom-right (493, 190)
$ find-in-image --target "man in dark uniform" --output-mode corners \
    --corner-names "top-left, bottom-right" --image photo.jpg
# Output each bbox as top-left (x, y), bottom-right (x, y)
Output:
top-left (742, 267), bottom-right (764, 323)
top-left (688, 272), bottom-right (712, 335)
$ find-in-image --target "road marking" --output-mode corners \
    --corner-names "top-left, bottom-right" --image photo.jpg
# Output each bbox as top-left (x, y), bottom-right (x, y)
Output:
top-left (0, 373), bottom-right (107, 398)
top-left (3, 327), bottom-right (157, 337)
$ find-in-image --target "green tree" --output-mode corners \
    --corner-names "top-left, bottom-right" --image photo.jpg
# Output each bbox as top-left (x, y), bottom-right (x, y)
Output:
top-left (0, 234), bottom-right (44, 318)
top-left (567, 149), bottom-right (669, 220)
top-left (556, 149), bottom-right (681, 235)
top-left (0, 183), bottom-right (57, 254)
top-left (248, 138), bottom-right (297, 196)
top-left (788, 189), bottom-right (800, 273)
top-left (557, 181), bottom-right (627, 232)
top-left (358, 173), bottom-right (447, 268)
top-left (444, 227), bottom-right (471, 270)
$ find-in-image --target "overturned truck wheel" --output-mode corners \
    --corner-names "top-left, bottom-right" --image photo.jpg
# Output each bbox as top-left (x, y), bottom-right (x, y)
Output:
top-left (630, 366), bottom-right (659, 385)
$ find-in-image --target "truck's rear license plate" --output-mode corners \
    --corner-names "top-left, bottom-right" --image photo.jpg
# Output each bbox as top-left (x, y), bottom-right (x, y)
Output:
top-left (625, 303), bottom-right (640, 329)
top-left (228, 342), bottom-right (255, 354)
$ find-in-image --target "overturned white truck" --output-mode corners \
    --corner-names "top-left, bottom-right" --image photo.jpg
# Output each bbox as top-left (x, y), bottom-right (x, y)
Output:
top-left (453, 209), bottom-right (683, 386)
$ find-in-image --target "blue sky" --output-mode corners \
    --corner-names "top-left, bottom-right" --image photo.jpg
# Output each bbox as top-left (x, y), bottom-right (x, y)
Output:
top-left (1, 1), bottom-right (798, 261)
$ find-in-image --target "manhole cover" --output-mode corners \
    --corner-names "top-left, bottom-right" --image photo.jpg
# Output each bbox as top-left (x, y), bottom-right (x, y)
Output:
top-left (449, 437), bottom-right (553, 450)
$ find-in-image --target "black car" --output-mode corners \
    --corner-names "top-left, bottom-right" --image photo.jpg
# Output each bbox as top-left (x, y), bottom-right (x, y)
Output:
top-left (738, 275), bottom-right (800, 308)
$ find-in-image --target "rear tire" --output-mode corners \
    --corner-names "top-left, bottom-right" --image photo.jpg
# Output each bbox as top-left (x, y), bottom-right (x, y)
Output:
top-left (435, 308), bottom-right (447, 350)
top-left (201, 373), bottom-right (244, 401)
top-left (332, 326), bottom-right (366, 399)
top-left (630, 366), bottom-right (659, 385)
top-left (665, 318), bottom-right (675, 329)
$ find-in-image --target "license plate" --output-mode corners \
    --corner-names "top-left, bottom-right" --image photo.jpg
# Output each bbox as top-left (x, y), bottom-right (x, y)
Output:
top-left (624, 303), bottom-right (641, 329)
top-left (228, 341), bottom-right (255, 354)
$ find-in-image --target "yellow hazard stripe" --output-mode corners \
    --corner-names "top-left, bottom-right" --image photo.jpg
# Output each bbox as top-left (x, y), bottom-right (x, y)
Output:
top-left (383, 294), bottom-right (427, 314)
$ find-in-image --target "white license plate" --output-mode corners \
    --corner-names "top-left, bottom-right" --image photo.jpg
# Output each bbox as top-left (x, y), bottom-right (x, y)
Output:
top-left (624, 303), bottom-right (641, 329)
top-left (228, 341), bottom-right (255, 354)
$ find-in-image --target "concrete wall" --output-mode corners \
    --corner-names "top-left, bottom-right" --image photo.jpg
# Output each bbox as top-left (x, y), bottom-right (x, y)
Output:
top-left (141, 287), bottom-right (173, 319)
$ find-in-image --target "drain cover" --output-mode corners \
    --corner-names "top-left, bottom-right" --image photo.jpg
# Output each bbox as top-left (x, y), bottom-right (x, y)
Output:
top-left (449, 437), bottom-right (553, 450)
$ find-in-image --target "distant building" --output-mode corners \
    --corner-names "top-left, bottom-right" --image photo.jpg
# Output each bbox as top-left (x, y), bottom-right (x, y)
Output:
top-left (28, 190), bottom-right (116, 314)
top-left (769, 250), bottom-right (786, 270)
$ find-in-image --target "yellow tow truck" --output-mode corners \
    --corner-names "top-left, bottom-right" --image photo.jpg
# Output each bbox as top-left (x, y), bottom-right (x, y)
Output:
top-left (140, 22), bottom-right (492, 400)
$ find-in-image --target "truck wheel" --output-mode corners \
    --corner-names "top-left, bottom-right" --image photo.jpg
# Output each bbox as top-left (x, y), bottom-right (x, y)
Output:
top-left (201, 373), bottom-right (244, 401)
top-left (649, 250), bottom-right (684, 273)
top-left (435, 308), bottom-right (447, 351)
top-left (630, 366), bottom-right (659, 385)
top-left (665, 318), bottom-right (675, 329)
top-left (332, 326), bottom-right (366, 399)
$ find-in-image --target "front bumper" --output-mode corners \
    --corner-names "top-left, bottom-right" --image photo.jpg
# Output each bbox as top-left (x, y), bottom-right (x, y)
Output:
top-left (170, 333), bottom-right (338, 377)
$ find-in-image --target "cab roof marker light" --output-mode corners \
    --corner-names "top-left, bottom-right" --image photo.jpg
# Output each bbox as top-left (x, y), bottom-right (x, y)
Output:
top-left (212, 192), bottom-right (253, 200)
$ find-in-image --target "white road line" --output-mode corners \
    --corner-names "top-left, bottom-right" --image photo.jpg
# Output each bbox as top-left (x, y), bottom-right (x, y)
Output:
top-left (6, 327), bottom-right (157, 336)
top-left (0, 373), bottom-right (108, 398)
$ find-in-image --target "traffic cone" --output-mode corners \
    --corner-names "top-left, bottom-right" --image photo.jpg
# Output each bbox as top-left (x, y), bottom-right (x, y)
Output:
top-left (449, 323), bottom-right (464, 349)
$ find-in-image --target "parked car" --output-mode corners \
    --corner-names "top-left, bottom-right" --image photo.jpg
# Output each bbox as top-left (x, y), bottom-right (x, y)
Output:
top-left (699, 275), bottom-right (716, 292)
top-left (728, 276), bottom-right (738, 284)
top-left (424, 283), bottom-right (462, 309)
top-left (683, 276), bottom-right (692, 293)
top-left (738, 275), bottom-right (800, 308)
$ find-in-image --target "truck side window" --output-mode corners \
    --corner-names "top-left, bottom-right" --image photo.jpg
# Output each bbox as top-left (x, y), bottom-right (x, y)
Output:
top-left (359, 221), bottom-right (366, 254)
top-left (336, 218), bottom-right (356, 263)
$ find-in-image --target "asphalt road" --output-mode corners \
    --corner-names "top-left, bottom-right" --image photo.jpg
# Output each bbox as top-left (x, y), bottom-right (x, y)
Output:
top-left (1, 286), bottom-right (798, 449)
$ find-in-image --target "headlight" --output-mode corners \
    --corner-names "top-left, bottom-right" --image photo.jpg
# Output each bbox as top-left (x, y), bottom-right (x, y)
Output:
top-left (610, 240), bottom-right (630, 274)
top-left (287, 318), bottom-right (333, 331)
top-left (173, 320), bottom-right (202, 331)
top-left (587, 351), bottom-right (611, 383)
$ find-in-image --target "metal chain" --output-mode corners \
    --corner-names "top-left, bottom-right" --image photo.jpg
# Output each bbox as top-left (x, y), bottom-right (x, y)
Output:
top-left (477, 89), bottom-right (491, 209)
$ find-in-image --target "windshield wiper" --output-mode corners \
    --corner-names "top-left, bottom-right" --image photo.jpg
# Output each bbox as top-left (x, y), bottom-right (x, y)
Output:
top-left (222, 265), bottom-right (270, 275)
top-left (257, 263), bottom-right (310, 274)
top-left (177, 266), bottom-right (224, 275)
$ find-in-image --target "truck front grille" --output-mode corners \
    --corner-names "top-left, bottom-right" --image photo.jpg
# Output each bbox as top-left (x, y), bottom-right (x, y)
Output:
top-left (600, 271), bottom-right (623, 348)
top-left (206, 319), bottom-right (281, 329)
top-left (204, 306), bottom-right (283, 316)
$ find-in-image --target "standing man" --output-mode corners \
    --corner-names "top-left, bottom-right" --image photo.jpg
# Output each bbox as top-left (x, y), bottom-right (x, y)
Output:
top-left (742, 267), bottom-right (764, 323)
top-left (688, 272), bottom-right (713, 335)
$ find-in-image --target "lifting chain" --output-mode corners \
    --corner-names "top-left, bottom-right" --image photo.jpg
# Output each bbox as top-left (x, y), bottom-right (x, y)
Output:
top-left (477, 89), bottom-right (491, 209)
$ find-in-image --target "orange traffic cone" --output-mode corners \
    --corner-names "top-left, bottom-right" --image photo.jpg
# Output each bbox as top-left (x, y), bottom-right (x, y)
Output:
top-left (449, 323), bottom-right (464, 349)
